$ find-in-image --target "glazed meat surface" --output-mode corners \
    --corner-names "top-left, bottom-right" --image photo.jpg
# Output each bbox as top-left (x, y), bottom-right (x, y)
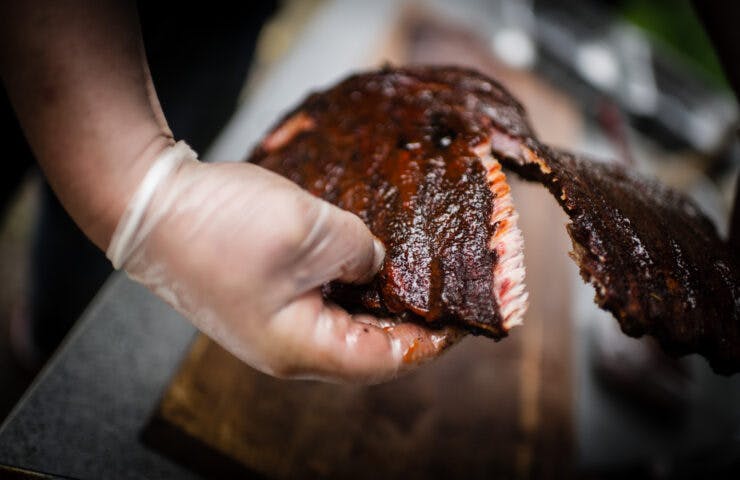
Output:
top-left (249, 66), bottom-right (739, 373)
top-left (498, 141), bottom-right (740, 374)
top-left (251, 67), bottom-right (529, 338)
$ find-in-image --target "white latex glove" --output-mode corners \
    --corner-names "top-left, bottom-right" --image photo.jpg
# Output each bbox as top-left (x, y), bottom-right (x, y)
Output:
top-left (107, 142), bottom-right (460, 383)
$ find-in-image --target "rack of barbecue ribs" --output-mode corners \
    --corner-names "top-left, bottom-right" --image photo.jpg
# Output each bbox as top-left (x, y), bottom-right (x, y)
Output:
top-left (248, 66), bottom-right (739, 375)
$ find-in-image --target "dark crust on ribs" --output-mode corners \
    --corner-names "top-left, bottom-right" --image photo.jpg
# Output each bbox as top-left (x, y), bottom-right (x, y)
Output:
top-left (250, 66), bottom-right (529, 338)
top-left (477, 78), bottom-right (740, 373)
top-left (501, 143), bottom-right (740, 374)
top-left (249, 65), bottom-right (740, 373)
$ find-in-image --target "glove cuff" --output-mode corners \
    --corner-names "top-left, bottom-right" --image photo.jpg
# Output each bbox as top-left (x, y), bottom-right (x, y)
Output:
top-left (107, 140), bottom-right (198, 269)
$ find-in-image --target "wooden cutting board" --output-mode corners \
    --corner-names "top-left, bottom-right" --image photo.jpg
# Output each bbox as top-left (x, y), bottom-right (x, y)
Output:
top-left (144, 9), bottom-right (581, 479)
top-left (143, 178), bottom-right (575, 480)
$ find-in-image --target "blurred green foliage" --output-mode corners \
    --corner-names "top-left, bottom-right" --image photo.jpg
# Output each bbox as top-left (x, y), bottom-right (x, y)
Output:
top-left (619, 0), bottom-right (728, 88)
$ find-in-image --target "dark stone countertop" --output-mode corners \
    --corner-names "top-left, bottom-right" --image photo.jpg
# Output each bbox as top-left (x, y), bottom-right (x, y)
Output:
top-left (0, 274), bottom-right (200, 480)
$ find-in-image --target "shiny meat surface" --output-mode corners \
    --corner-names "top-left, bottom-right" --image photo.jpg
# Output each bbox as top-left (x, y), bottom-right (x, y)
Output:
top-left (499, 141), bottom-right (740, 374)
top-left (250, 66), bottom-right (528, 338)
top-left (249, 65), bottom-right (739, 373)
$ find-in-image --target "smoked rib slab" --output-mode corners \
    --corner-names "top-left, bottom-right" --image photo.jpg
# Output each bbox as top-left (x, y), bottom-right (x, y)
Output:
top-left (248, 65), bottom-right (739, 373)
top-left (250, 66), bottom-right (529, 338)
top-left (498, 141), bottom-right (740, 374)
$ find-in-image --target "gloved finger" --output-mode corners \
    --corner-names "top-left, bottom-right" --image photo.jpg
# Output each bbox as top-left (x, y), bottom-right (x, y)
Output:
top-left (264, 290), bottom-right (463, 383)
top-left (291, 198), bottom-right (385, 291)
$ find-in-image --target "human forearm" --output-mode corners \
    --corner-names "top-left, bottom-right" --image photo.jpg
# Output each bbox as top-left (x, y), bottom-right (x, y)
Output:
top-left (0, 1), bottom-right (457, 382)
top-left (0, 0), bottom-right (172, 249)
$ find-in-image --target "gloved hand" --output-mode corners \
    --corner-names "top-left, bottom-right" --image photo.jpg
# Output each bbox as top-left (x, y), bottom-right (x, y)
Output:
top-left (107, 141), bottom-right (461, 383)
